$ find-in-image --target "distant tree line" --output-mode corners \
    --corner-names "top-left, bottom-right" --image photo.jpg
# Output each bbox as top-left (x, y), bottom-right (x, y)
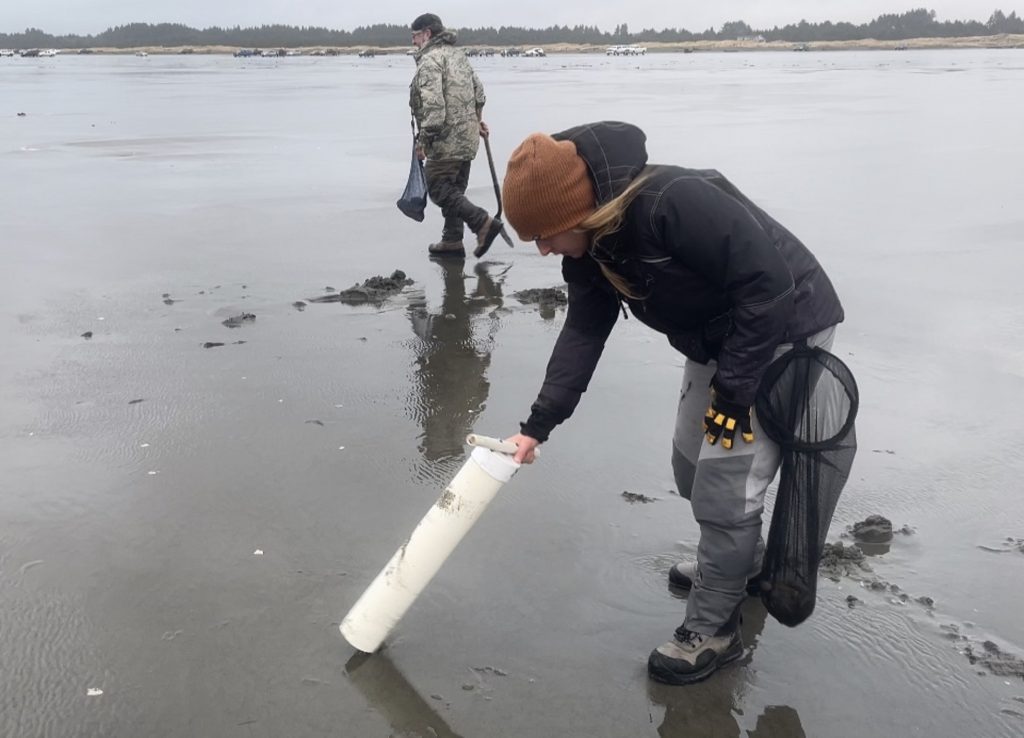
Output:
top-left (2, 9), bottom-right (1023, 49)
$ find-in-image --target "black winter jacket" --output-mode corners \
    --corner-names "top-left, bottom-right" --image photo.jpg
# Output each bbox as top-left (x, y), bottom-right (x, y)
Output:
top-left (521, 122), bottom-right (844, 442)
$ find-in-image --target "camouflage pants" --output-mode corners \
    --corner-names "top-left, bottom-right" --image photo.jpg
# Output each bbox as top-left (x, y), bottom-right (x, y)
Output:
top-left (424, 159), bottom-right (489, 242)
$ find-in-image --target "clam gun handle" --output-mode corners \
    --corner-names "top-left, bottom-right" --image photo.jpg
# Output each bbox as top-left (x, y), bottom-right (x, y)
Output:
top-left (466, 433), bottom-right (539, 457)
top-left (466, 434), bottom-right (517, 454)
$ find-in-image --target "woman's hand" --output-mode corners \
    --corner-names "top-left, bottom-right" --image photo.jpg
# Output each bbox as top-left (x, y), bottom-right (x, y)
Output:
top-left (505, 433), bottom-right (540, 464)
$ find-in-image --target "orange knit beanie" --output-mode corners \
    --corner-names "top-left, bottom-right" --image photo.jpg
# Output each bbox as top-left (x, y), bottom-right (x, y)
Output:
top-left (502, 133), bottom-right (596, 241)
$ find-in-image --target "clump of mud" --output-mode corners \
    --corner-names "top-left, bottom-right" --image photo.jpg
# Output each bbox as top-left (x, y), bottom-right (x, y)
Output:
top-left (514, 288), bottom-right (567, 306)
top-left (842, 514), bottom-right (914, 544)
top-left (513, 287), bottom-right (567, 320)
top-left (965, 640), bottom-right (1024, 680)
top-left (310, 271), bottom-right (413, 304)
top-left (820, 538), bottom-right (940, 615)
top-left (849, 515), bottom-right (893, 543)
top-left (221, 312), bottom-right (255, 328)
top-left (840, 516), bottom-right (913, 556)
top-left (819, 541), bottom-right (872, 580)
top-left (472, 665), bottom-right (508, 677)
top-left (621, 490), bottom-right (657, 504)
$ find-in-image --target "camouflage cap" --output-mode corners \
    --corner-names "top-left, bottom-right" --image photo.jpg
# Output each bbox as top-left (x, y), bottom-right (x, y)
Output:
top-left (411, 13), bottom-right (444, 33)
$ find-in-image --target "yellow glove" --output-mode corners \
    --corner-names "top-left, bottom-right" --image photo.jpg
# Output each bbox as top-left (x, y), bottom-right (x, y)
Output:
top-left (703, 394), bottom-right (754, 450)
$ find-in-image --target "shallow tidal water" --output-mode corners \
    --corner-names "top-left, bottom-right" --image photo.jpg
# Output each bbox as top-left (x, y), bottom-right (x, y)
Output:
top-left (2, 49), bottom-right (1023, 737)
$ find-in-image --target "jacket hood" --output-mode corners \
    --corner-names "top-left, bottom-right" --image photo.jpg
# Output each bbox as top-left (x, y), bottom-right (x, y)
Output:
top-left (414, 30), bottom-right (458, 60)
top-left (552, 121), bottom-right (648, 205)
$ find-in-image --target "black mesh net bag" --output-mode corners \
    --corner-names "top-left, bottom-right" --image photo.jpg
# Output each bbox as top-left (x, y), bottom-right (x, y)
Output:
top-left (396, 141), bottom-right (428, 222)
top-left (397, 120), bottom-right (427, 222)
top-left (755, 343), bottom-right (859, 627)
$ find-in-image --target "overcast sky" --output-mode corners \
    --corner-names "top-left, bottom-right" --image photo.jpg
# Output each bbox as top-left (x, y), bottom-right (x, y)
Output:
top-left (1, 1), bottom-right (1013, 36)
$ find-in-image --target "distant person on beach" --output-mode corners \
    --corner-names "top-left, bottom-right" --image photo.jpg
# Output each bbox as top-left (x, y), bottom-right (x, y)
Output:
top-left (409, 12), bottom-right (504, 259)
top-left (499, 121), bottom-right (845, 685)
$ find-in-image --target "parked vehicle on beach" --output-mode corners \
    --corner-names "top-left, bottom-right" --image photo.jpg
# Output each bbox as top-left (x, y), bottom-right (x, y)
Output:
top-left (18, 48), bottom-right (59, 58)
top-left (0, 49), bottom-right (15, 58)
top-left (523, 47), bottom-right (546, 57)
top-left (606, 45), bottom-right (647, 56)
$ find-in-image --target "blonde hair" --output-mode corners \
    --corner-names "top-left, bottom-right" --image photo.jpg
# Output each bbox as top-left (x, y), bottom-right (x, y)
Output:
top-left (577, 168), bottom-right (654, 300)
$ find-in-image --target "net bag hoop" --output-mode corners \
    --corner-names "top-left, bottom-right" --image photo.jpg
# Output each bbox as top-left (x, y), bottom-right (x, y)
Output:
top-left (755, 343), bottom-right (858, 451)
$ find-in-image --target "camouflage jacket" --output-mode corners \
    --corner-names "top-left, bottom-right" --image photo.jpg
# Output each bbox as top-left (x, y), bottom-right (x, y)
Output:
top-left (409, 31), bottom-right (486, 161)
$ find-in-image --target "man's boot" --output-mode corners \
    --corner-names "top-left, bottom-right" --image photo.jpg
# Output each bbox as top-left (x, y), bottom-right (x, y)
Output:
top-left (427, 240), bottom-right (466, 258)
top-left (474, 216), bottom-right (504, 257)
top-left (647, 624), bottom-right (743, 685)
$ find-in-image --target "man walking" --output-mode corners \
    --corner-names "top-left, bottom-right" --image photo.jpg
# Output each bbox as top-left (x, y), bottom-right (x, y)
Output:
top-left (409, 13), bottom-right (504, 258)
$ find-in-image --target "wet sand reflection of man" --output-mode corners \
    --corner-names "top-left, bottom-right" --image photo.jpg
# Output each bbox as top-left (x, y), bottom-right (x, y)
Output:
top-left (406, 259), bottom-right (505, 475)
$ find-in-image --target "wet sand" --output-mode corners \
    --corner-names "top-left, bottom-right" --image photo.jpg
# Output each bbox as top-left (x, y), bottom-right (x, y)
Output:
top-left (2, 51), bottom-right (1023, 736)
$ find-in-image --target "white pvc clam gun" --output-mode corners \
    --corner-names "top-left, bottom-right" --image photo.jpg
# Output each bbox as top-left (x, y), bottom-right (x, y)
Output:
top-left (340, 434), bottom-right (523, 653)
